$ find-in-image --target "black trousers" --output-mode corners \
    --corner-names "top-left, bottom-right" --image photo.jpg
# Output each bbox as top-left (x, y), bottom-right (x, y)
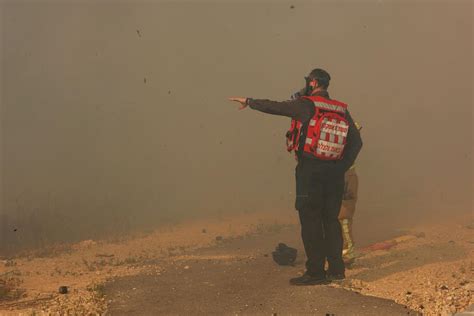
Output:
top-left (295, 160), bottom-right (345, 277)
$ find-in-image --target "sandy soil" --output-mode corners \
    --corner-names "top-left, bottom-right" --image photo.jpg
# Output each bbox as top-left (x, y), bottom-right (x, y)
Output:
top-left (342, 216), bottom-right (473, 315)
top-left (0, 211), bottom-right (297, 315)
top-left (105, 227), bottom-right (417, 316)
top-left (0, 211), bottom-right (472, 315)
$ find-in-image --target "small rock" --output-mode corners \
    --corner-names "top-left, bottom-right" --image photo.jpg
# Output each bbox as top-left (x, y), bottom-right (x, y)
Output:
top-left (215, 236), bottom-right (223, 241)
top-left (440, 285), bottom-right (449, 290)
top-left (75, 239), bottom-right (96, 249)
top-left (58, 286), bottom-right (68, 294)
top-left (290, 5), bottom-right (295, 9)
top-left (202, 229), bottom-right (207, 233)
top-left (463, 283), bottom-right (474, 291)
top-left (184, 265), bottom-right (190, 270)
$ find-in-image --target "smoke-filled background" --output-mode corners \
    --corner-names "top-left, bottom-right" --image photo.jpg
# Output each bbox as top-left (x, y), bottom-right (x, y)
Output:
top-left (0, 0), bottom-right (472, 254)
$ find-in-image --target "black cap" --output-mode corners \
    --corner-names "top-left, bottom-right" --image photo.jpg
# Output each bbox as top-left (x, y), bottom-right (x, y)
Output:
top-left (308, 68), bottom-right (331, 89)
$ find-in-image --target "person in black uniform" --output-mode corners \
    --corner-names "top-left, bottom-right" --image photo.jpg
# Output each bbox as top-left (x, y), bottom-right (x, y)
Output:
top-left (229, 68), bottom-right (362, 285)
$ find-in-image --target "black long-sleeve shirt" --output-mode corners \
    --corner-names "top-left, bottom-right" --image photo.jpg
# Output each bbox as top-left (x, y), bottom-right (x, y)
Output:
top-left (247, 91), bottom-right (363, 173)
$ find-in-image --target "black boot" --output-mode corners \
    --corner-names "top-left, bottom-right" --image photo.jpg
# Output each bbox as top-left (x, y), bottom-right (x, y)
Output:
top-left (326, 272), bottom-right (345, 281)
top-left (289, 273), bottom-right (331, 286)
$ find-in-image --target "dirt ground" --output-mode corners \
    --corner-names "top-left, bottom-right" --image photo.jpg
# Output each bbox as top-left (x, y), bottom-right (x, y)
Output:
top-left (0, 210), bottom-right (472, 315)
top-left (104, 226), bottom-right (418, 316)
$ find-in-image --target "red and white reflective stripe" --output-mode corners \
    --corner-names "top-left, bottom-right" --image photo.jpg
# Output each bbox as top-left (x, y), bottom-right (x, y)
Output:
top-left (320, 119), bottom-right (348, 136)
top-left (316, 140), bottom-right (345, 156)
top-left (313, 101), bottom-right (346, 113)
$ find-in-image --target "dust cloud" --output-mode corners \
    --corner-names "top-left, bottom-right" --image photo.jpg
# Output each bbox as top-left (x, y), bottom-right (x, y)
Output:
top-left (0, 0), bottom-right (472, 254)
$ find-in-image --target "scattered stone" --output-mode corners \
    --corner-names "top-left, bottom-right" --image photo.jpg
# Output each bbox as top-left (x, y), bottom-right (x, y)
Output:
top-left (74, 240), bottom-right (97, 249)
top-left (184, 266), bottom-right (190, 270)
top-left (290, 5), bottom-right (295, 9)
top-left (463, 283), bottom-right (474, 292)
top-left (215, 236), bottom-right (223, 241)
top-left (202, 229), bottom-right (207, 233)
top-left (95, 254), bottom-right (114, 258)
top-left (440, 285), bottom-right (449, 290)
top-left (58, 286), bottom-right (68, 294)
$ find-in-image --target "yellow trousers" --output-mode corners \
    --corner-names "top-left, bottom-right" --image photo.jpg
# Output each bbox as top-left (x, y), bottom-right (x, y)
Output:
top-left (339, 168), bottom-right (358, 261)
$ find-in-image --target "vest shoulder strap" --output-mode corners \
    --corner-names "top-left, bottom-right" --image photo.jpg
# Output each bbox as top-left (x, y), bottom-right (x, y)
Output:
top-left (302, 96), bottom-right (348, 113)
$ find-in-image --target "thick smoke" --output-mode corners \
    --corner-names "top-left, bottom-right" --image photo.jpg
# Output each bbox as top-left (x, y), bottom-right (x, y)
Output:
top-left (0, 1), bottom-right (472, 253)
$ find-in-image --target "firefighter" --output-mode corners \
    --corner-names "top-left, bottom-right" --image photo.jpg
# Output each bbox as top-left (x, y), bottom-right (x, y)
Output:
top-left (291, 95), bottom-right (361, 267)
top-left (339, 156), bottom-right (359, 266)
top-left (229, 68), bottom-right (363, 285)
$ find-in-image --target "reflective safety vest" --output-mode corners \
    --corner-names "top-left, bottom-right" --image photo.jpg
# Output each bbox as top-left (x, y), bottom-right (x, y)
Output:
top-left (286, 96), bottom-right (349, 161)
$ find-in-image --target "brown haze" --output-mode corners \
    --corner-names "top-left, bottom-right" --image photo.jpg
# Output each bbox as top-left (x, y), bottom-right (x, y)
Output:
top-left (0, 0), bottom-right (472, 254)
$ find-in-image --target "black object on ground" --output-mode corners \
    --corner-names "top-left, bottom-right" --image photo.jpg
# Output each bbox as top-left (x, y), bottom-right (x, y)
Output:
top-left (58, 286), bottom-right (68, 294)
top-left (272, 243), bottom-right (297, 266)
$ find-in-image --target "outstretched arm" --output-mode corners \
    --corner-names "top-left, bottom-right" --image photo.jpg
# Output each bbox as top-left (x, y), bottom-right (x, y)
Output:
top-left (228, 97), bottom-right (313, 122)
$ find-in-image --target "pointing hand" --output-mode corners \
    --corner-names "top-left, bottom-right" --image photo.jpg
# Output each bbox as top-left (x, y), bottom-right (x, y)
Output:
top-left (228, 97), bottom-right (248, 110)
